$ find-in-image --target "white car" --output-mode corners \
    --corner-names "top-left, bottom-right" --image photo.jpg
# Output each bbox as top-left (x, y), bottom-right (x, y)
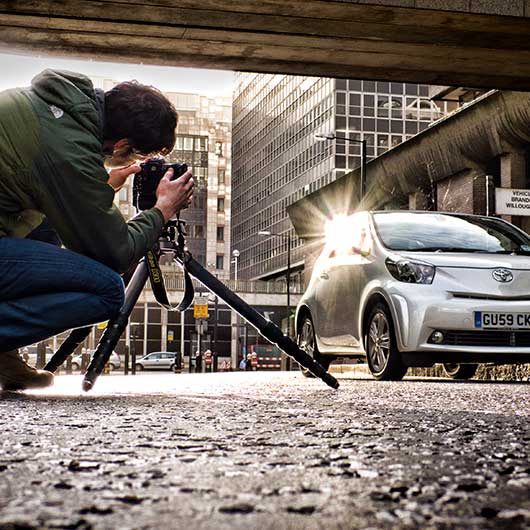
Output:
top-left (71, 350), bottom-right (121, 372)
top-left (134, 352), bottom-right (176, 371)
top-left (296, 211), bottom-right (530, 380)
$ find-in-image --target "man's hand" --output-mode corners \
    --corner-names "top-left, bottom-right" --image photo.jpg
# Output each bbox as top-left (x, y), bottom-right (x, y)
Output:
top-left (155, 168), bottom-right (194, 222)
top-left (108, 164), bottom-right (141, 191)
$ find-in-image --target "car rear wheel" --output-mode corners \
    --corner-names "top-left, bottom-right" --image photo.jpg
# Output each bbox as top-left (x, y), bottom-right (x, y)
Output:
top-left (297, 315), bottom-right (333, 377)
top-left (442, 363), bottom-right (478, 380)
top-left (366, 303), bottom-right (407, 381)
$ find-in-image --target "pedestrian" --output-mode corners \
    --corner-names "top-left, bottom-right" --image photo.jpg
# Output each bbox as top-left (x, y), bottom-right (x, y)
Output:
top-left (239, 356), bottom-right (246, 370)
top-left (204, 349), bottom-right (212, 372)
top-left (245, 352), bottom-right (253, 371)
top-left (0, 70), bottom-right (194, 390)
top-left (251, 351), bottom-right (259, 371)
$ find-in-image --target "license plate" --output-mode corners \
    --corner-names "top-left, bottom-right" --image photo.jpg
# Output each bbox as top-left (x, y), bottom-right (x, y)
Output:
top-left (474, 311), bottom-right (530, 329)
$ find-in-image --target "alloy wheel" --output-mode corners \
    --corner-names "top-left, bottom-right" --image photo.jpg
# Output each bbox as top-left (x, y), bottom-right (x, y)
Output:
top-left (368, 311), bottom-right (391, 373)
top-left (299, 319), bottom-right (316, 359)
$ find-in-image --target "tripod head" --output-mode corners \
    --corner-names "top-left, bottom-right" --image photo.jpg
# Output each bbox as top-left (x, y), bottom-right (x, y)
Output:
top-left (157, 217), bottom-right (188, 259)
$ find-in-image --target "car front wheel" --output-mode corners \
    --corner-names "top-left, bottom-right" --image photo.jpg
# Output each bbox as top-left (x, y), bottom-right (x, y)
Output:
top-left (442, 363), bottom-right (478, 380)
top-left (366, 303), bottom-right (407, 381)
top-left (135, 363), bottom-right (144, 372)
top-left (297, 315), bottom-right (333, 378)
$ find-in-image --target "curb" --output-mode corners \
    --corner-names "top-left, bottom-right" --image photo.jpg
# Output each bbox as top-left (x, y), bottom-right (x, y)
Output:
top-left (329, 363), bottom-right (370, 375)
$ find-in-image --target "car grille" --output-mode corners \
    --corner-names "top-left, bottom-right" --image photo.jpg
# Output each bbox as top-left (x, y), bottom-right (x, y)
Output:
top-left (440, 330), bottom-right (530, 347)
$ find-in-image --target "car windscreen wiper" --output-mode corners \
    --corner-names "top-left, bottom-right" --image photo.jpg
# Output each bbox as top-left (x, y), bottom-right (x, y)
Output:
top-left (399, 247), bottom-right (493, 253)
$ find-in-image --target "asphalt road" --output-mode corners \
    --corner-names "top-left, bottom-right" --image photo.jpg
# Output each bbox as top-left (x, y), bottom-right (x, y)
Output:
top-left (0, 372), bottom-right (529, 530)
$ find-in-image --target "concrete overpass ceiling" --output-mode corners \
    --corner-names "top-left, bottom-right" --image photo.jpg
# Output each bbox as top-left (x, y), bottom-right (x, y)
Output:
top-left (1, 1), bottom-right (530, 90)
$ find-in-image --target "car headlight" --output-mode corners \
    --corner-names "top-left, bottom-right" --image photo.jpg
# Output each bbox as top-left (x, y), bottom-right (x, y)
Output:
top-left (385, 257), bottom-right (435, 284)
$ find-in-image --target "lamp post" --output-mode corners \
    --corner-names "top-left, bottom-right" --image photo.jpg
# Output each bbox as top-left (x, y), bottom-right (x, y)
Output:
top-left (231, 249), bottom-right (240, 288)
top-left (315, 131), bottom-right (367, 202)
top-left (258, 230), bottom-right (292, 337)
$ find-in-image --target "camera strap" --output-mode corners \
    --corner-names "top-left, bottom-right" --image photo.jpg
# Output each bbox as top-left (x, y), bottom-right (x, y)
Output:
top-left (145, 249), bottom-right (194, 311)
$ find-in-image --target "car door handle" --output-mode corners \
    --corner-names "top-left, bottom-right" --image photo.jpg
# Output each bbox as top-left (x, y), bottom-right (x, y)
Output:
top-left (320, 272), bottom-right (329, 280)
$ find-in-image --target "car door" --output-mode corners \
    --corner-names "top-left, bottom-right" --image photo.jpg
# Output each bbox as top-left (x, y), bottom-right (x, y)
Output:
top-left (145, 353), bottom-right (159, 369)
top-left (160, 353), bottom-right (173, 369)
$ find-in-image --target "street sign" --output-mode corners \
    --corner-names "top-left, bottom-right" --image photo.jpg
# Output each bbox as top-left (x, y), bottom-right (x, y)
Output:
top-left (168, 330), bottom-right (174, 342)
top-left (496, 188), bottom-right (530, 216)
top-left (194, 304), bottom-right (209, 319)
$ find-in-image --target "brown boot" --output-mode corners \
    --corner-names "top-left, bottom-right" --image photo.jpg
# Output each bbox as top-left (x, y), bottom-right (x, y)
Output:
top-left (0, 349), bottom-right (54, 391)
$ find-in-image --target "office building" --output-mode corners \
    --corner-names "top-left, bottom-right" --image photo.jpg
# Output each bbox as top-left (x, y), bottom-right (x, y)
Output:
top-left (231, 74), bottom-right (445, 283)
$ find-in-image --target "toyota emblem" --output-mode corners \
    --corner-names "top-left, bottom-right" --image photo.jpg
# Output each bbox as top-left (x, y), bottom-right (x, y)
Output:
top-left (492, 269), bottom-right (513, 283)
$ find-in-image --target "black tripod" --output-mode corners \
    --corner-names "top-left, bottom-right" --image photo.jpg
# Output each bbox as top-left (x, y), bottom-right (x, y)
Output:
top-left (45, 219), bottom-right (339, 390)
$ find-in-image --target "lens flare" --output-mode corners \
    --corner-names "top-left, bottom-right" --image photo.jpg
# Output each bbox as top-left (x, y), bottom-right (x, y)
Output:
top-left (324, 214), bottom-right (371, 256)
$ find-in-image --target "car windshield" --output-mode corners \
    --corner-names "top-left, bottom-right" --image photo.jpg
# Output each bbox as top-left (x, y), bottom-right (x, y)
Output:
top-left (373, 212), bottom-right (530, 253)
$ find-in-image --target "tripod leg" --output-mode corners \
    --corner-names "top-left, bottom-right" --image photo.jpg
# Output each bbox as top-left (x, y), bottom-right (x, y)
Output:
top-left (44, 326), bottom-right (92, 373)
top-left (180, 255), bottom-right (339, 389)
top-left (82, 261), bottom-right (149, 392)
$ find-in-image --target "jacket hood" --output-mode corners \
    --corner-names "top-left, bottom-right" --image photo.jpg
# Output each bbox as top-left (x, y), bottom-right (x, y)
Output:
top-left (30, 69), bottom-right (101, 139)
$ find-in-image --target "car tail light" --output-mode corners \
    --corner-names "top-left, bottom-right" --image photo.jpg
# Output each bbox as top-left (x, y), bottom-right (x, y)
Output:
top-left (385, 257), bottom-right (435, 284)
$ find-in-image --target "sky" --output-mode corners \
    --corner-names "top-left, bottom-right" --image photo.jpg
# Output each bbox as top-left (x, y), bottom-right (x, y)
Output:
top-left (0, 51), bottom-right (235, 98)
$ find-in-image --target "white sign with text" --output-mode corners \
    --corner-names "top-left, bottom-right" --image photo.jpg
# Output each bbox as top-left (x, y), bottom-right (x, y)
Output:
top-left (495, 188), bottom-right (530, 216)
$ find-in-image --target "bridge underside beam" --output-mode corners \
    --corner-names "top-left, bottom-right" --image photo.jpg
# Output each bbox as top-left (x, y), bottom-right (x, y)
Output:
top-left (1, 1), bottom-right (530, 90)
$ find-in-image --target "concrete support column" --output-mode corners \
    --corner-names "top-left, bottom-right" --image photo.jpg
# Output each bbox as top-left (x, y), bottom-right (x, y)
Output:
top-left (231, 312), bottom-right (239, 370)
top-left (161, 308), bottom-right (168, 352)
top-left (500, 151), bottom-right (527, 227)
top-left (409, 190), bottom-right (431, 211)
top-left (437, 169), bottom-right (487, 214)
top-left (143, 303), bottom-right (148, 357)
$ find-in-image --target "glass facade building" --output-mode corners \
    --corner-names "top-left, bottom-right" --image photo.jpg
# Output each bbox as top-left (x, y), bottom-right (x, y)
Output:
top-left (109, 88), bottom-right (233, 280)
top-left (231, 74), bottom-right (445, 281)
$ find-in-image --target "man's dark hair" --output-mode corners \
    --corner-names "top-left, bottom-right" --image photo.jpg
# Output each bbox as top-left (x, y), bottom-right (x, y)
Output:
top-left (104, 81), bottom-right (177, 156)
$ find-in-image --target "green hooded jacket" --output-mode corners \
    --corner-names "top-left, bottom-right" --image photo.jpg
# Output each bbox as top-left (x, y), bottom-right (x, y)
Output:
top-left (0, 69), bottom-right (165, 273)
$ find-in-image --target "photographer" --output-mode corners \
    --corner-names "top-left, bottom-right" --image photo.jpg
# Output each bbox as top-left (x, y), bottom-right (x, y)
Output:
top-left (0, 69), bottom-right (193, 390)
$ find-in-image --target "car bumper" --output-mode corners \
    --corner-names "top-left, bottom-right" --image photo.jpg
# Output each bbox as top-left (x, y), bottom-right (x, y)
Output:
top-left (388, 289), bottom-right (530, 355)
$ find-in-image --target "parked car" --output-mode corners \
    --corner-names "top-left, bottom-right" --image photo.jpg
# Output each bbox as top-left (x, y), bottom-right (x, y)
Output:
top-left (71, 350), bottom-right (121, 372)
top-left (134, 352), bottom-right (176, 371)
top-left (296, 211), bottom-right (530, 381)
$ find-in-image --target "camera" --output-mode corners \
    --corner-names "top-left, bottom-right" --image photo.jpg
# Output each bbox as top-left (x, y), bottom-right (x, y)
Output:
top-left (133, 158), bottom-right (188, 211)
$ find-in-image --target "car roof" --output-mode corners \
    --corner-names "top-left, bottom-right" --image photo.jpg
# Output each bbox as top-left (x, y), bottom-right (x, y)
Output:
top-left (368, 210), bottom-right (501, 222)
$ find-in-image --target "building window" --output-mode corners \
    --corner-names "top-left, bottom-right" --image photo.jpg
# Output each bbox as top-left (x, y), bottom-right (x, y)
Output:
top-left (217, 197), bottom-right (225, 212)
top-left (218, 169), bottom-right (226, 184)
top-left (217, 226), bottom-right (225, 241)
top-left (216, 254), bottom-right (224, 269)
top-left (194, 225), bottom-right (204, 238)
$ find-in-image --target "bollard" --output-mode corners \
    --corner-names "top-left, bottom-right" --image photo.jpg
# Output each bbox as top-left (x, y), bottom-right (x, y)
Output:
top-left (36, 342), bottom-right (47, 370)
top-left (124, 346), bottom-right (129, 376)
top-left (81, 349), bottom-right (90, 372)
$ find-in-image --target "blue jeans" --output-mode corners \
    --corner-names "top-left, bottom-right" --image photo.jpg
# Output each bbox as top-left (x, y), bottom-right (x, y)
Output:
top-left (0, 237), bottom-right (125, 351)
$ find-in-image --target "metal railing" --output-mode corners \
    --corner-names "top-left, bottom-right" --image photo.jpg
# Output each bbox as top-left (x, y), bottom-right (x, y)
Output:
top-left (155, 270), bottom-right (304, 294)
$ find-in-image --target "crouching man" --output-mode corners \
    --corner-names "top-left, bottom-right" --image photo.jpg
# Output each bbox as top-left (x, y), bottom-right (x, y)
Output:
top-left (0, 70), bottom-right (193, 390)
